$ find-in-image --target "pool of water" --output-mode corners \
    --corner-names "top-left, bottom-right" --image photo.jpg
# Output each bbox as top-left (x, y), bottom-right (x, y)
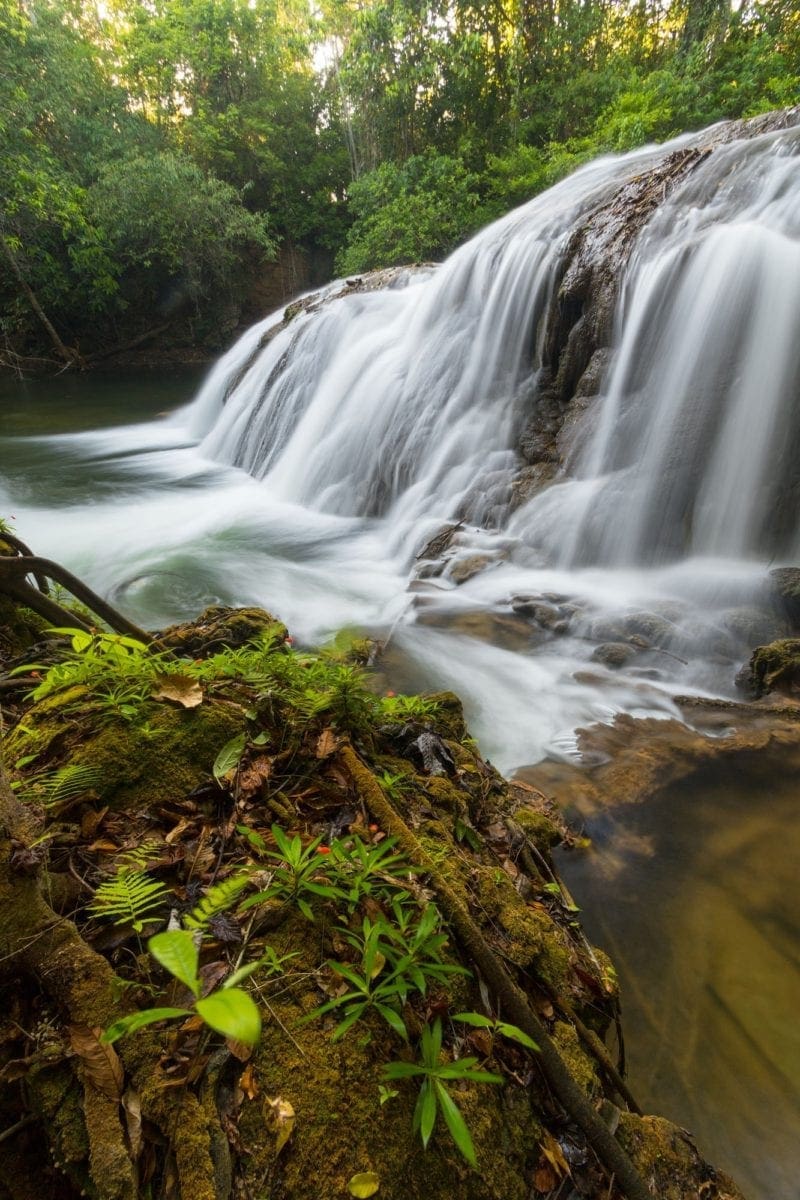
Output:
top-left (557, 756), bottom-right (800, 1200)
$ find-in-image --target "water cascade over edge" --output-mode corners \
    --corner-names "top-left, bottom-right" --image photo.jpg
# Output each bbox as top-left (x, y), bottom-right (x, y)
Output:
top-left (4, 113), bottom-right (800, 772)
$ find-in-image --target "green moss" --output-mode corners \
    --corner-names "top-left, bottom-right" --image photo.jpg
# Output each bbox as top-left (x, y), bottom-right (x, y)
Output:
top-left (513, 807), bottom-right (561, 851)
top-left (746, 637), bottom-right (800, 697)
top-left (472, 866), bottom-right (572, 984)
top-left (552, 1022), bottom-right (598, 1097)
top-left (0, 595), bottom-right (49, 661)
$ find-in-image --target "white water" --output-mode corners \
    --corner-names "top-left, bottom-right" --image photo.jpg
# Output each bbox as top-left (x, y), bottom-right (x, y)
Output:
top-left (3, 117), bottom-right (800, 771)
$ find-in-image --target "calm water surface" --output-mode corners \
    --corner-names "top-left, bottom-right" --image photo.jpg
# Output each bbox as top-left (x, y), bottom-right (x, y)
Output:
top-left (558, 758), bottom-right (800, 1200)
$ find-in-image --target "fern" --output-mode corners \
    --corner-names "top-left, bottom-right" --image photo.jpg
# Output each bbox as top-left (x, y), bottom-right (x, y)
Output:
top-left (88, 870), bottom-right (170, 932)
top-left (15, 763), bottom-right (103, 812)
top-left (116, 840), bottom-right (164, 870)
top-left (184, 871), bottom-right (253, 932)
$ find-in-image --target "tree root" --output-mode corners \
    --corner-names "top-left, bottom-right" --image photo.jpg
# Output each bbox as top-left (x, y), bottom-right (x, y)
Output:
top-left (338, 741), bottom-right (653, 1200)
top-left (0, 762), bottom-right (222, 1200)
top-left (0, 552), bottom-right (150, 642)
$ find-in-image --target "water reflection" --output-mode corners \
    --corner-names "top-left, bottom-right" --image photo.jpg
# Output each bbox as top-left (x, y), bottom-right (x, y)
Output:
top-left (556, 758), bottom-right (800, 1200)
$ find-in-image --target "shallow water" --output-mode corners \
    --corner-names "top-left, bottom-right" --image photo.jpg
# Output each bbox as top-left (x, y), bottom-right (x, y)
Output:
top-left (557, 757), bottom-right (800, 1200)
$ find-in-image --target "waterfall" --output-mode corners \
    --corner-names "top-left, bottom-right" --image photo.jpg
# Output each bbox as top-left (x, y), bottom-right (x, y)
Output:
top-left (6, 112), bottom-right (800, 769)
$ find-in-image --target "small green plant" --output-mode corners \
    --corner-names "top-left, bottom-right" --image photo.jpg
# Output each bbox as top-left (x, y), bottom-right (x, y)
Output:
top-left (383, 1017), bottom-right (503, 1166)
top-left (378, 693), bottom-right (440, 721)
top-left (88, 867), bottom-right (170, 933)
top-left (238, 824), bottom-right (342, 921)
top-left (326, 834), bottom-right (417, 912)
top-left (16, 626), bottom-right (173, 723)
top-left (453, 1011), bottom-right (539, 1052)
top-left (102, 929), bottom-right (261, 1046)
top-left (308, 907), bottom-right (468, 1041)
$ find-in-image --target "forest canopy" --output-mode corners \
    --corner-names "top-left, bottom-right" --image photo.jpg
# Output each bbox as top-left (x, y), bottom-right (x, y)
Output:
top-left (0, 0), bottom-right (797, 361)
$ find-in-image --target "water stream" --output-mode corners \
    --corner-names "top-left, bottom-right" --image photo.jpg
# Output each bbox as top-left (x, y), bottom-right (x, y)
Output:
top-left (2, 115), bottom-right (800, 1197)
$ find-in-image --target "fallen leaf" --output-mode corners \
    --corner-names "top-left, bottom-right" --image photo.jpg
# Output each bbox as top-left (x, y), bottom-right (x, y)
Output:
top-left (69, 1025), bottom-right (124, 1100)
top-left (348, 1172), bottom-right (380, 1197)
top-left (502, 857), bottom-right (519, 878)
top-left (239, 755), bottom-right (273, 797)
top-left (540, 1130), bottom-right (571, 1178)
top-left (152, 673), bottom-right (204, 708)
top-left (165, 818), bottom-right (194, 845)
top-left (122, 1088), bottom-right (142, 1159)
top-left (81, 807), bottom-right (109, 839)
top-left (315, 728), bottom-right (339, 759)
top-left (240, 1062), bottom-right (259, 1100)
top-left (87, 838), bottom-right (120, 853)
top-left (533, 1163), bottom-right (557, 1193)
top-left (265, 1095), bottom-right (295, 1154)
top-left (226, 1038), bottom-right (254, 1063)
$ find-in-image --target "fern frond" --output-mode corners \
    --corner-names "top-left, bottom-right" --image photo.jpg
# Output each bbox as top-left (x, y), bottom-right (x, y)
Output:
top-left (88, 870), bottom-right (169, 931)
top-left (18, 763), bottom-right (103, 810)
top-left (184, 871), bottom-right (252, 931)
top-left (117, 840), bottom-right (164, 870)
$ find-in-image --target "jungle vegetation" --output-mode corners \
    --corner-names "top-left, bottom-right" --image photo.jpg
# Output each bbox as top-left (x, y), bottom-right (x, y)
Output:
top-left (0, 0), bottom-right (797, 361)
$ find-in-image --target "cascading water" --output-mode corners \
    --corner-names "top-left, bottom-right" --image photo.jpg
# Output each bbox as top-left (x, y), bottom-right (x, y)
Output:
top-left (3, 111), bottom-right (800, 1200)
top-left (3, 115), bottom-right (800, 772)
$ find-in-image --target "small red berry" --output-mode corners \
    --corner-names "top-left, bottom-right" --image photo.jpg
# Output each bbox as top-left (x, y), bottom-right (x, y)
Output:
top-left (316, 845), bottom-right (331, 855)
top-left (368, 824), bottom-right (379, 833)
top-left (385, 690), bottom-right (396, 698)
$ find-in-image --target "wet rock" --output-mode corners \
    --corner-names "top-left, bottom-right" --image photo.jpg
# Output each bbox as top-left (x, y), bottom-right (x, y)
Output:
top-left (575, 348), bottom-right (614, 397)
top-left (592, 641), bottom-right (637, 668)
top-left (721, 606), bottom-right (787, 649)
top-left (510, 597), bottom-right (566, 630)
top-left (621, 611), bottom-right (675, 648)
top-left (509, 462), bottom-right (557, 508)
top-left (769, 567), bottom-right (800, 629)
top-left (738, 638), bottom-right (800, 698)
top-left (448, 554), bottom-right (494, 584)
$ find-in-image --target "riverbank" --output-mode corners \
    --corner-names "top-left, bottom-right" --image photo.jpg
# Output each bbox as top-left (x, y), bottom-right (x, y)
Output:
top-left (0, 584), bottom-right (745, 1200)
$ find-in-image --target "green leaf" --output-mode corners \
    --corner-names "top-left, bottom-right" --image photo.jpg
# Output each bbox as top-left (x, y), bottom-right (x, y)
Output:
top-left (496, 1022), bottom-right (539, 1051)
top-left (382, 1061), bottom-right (424, 1079)
top-left (419, 1079), bottom-right (437, 1148)
top-left (374, 1003), bottom-right (407, 1039)
top-left (101, 1007), bottom-right (192, 1044)
top-left (213, 733), bottom-right (246, 782)
top-left (453, 1011), bottom-right (494, 1028)
top-left (195, 988), bottom-right (261, 1045)
top-left (434, 1080), bottom-right (476, 1166)
top-left (148, 930), bottom-right (201, 998)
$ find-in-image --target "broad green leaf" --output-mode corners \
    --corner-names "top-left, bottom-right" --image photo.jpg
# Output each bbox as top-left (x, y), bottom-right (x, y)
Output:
top-left (434, 1080), bottom-right (476, 1167)
top-left (382, 1061), bottom-right (424, 1079)
top-left (195, 988), bottom-right (261, 1045)
top-left (148, 930), bottom-right (200, 998)
top-left (213, 733), bottom-right (246, 782)
top-left (101, 1007), bottom-right (192, 1044)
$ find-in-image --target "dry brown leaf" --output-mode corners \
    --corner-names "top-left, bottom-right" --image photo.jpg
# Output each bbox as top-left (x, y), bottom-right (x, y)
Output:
top-left (226, 1038), bottom-right (254, 1063)
top-left (152, 673), bottom-right (204, 708)
top-left (81, 807), bottom-right (109, 839)
top-left (501, 857), bottom-right (519, 878)
top-left (240, 1062), bottom-right (259, 1100)
top-left (69, 1025), bottom-right (124, 1100)
top-left (87, 838), bottom-right (120, 853)
top-left (122, 1088), bottom-right (143, 1160)
top-left (265, 1096), bottom-right (295, 1154)
top-left (540, 1130), bottom-right (571, 1178)
top-left (239, 755), bottom-right (273, 797)
top-left (533, 1163), bottom-right (557, 1193)
top-left (315, 728), bottom-right (339, 759)
top-left (165, 817), bottom-right (194, 845)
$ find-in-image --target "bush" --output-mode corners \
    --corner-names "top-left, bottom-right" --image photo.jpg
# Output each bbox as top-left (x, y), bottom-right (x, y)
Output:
top-left (335, 152), bottom-right (482, 274)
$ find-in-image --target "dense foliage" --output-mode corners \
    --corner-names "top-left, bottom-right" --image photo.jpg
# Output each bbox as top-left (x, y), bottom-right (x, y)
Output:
top-left (0, 0), bottom-right (797, 362)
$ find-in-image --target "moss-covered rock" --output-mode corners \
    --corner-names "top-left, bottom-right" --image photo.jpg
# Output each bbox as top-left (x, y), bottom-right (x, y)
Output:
top-left (740, 637), bottom-right (800, 698)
